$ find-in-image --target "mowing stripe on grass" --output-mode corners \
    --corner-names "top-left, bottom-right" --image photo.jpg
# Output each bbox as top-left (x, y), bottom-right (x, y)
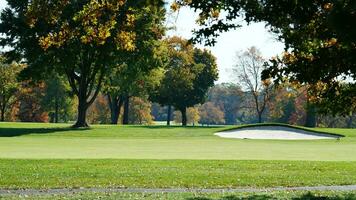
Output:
top-left (2, 185), bottom-right (356, 196)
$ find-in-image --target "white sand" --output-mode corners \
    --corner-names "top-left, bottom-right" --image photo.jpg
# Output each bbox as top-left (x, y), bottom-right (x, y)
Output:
top-left (215, 126), bottom-right (340, 140)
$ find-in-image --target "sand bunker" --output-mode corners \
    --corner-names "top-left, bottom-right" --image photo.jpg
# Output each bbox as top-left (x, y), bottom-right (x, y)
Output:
top-left (215, 126), bottom-right (340, 140)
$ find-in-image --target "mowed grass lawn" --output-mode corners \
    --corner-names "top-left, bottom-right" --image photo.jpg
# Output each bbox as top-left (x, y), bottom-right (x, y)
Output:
top-left (0, 122), bottom-right (355, 160)
top-left (1, 122), bottom-right (356, 195)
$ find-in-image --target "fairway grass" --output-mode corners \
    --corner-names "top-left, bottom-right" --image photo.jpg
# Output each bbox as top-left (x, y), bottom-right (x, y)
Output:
top-left (2, 191), bottom-right (356, 200)
top-left (1, 160), bottom-right (356, 189)
top-left (1, 122), bottom-right (356, 199)
top-left (0, 122), bottom-right (356, 160)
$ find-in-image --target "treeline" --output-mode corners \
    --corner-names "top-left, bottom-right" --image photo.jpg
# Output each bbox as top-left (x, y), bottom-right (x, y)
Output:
top-left (1, 45), bottom-right (354, 128)
top-left (1, 66), bottom-right (354, 128)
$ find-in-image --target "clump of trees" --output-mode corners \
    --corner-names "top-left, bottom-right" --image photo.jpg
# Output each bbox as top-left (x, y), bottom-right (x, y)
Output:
top-left (199, 102), bottom-right (225, 125)
top-left (42, 74), bottom-right (74, 123)
top-left (150, 37), bottom-right (218, 126)
top-left (0, 57), bottom-right (23, 121)
top-left (0, 0), bottom-right (166, 127)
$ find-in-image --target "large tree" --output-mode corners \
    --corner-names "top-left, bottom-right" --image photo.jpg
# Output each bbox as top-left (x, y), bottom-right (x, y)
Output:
top-left (0, 0), bottom-right (164, 127)
top-left (150, 37), bottom-right (218, 126)
top-left (0, 57), bottom-right (23, 122)
top-left (175, 0), bottom-right (356, 116)
top-left (103, 4), bottom-right (167, 125)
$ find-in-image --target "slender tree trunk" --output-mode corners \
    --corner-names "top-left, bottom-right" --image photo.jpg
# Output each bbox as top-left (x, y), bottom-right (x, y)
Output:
top-left (258, 112), bottom-right (262, 123)
top-left (54, 96), bottom-right (59, 123)
top-left (123, 96), bottom-right (130, 125)
top-left (108, 95), bottom-right (124, 125)
top-left (0, 106), bottom-right (5, 122)
top-left (181, 107), bottom-right (187, 126)
top-left (111, 101), bottom-right (119, 124)
top-left (305, 101), bottom-right (316, 127)
top-left (108, 95), bottom-right (118, 124)
top-left (0, 95), bottom-right (6, 122)
top-left (347, 115), bottom-right (353, 128)
top-left (166, 105), bottom-right (172, 126)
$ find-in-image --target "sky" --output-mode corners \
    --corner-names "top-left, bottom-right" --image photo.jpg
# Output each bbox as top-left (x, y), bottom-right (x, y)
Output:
top-left (0, 0), bottom-right (285, 83)
top-left (167, 6), bottom-right (285, 83)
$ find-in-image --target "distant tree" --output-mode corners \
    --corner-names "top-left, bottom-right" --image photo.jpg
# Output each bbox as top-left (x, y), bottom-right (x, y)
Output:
top-left (174, 107), bottom-right (200, 126)
top-left (151, 103), bottom-right (172, 122)
top-left (233, 47), bottom-right (273, 123)
top-left (42, 74), bottom-right (74, 123)
top-left (0, 0), bottom-right (165, 127)
top-left (151, 37), bottom-right (218, 126)
top-left (87, 94), bottom-right (110, 124)
top-left (346, 113), bottom-right (356, 128)
top-left (199, 102), bottom-right (225, 125)
top-left (0, 57), bottom-right (23, 121)
top-left (17, 82), bottom-right (49, 122)
top-left (268, 84), bottom-right (297, 124)
top-left (128, 97), bottom-right (154, 125)
top-left (289, 87), bottom-right (308, 126)
top-left (207, 83), bottom-right (242, 124)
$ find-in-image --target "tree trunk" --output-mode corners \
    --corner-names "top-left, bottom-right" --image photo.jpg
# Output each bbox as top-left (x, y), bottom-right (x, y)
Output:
top-left (0, 95), bottom-right (6, 122)
top-left (108, 95), bottom-right (123, 125)
top-left (166, 105), bottom-right (172, 126)
top-left (109, 95), bottom-right (118, 124)
top-left (123, 96), bottom-right (130, 125)
top-left (305, 101), bottom-right (316, 127)
top-left (72, 95), bottom-right (89, 128)
top-left (66, 63), bottom-right (105, 128)
top-left (347, 115), bottom-right (353, 128)
top-left (0, 106), bottom-right (5, 122)
top-left (54, 96), bottom-right (59, 123)
top-left (0, 94), bottom-right (6, 122)
top-left (181, 107), bottom-right (187, 126)
top-left (257, 112), bottom-right (262, 123)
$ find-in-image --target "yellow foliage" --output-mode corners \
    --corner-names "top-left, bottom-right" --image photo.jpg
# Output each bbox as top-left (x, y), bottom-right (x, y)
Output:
top-left (170, 2), bottom-right (180, 12)
top-left (115, 31), bottom-right (136, 51)
top-left (30, 0), bottom-right (139, 51)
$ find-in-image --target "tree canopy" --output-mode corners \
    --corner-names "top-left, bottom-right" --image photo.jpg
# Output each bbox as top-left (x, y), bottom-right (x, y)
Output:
top-left (175, 0), bottom-right (356, 116)
top-left (150, 37), bottom-right (218, 126)
top-left (0, 0), bottom-right (165, 127)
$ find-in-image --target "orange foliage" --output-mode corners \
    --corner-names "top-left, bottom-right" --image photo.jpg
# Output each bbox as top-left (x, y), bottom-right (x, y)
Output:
top-left (17, 81), bottom-right (49, 122)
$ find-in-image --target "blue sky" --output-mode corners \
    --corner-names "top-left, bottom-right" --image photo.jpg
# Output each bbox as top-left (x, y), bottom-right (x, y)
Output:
top-left (0, 0), bottom-right (285, 83)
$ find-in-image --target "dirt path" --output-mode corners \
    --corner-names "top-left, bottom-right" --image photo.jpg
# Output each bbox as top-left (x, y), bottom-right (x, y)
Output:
top-left (1, 185), bottom-right (356, 195)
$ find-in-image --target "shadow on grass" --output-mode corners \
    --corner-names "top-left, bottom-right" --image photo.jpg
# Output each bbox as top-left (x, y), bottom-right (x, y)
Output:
top-left (0, 127), bottom-right (88, 137)
top-left (187, 193), bottom-right (356, 200)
